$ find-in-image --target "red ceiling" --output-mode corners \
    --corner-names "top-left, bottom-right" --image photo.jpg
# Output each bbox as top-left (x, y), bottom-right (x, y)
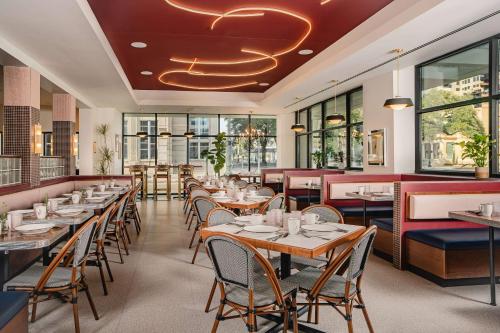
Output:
top-left (87, 0), bottom-right (393, 92)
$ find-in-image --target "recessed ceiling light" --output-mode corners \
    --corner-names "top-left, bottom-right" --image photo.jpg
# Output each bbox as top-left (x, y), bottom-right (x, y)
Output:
top-left (131, 41), bottom-right (147, 48)
top-left (298, 49), bottom-right (313, 55)
top-left (141, 71), bottom-right (153, 76)
top-left (259, 82), bottom-right (269, 86)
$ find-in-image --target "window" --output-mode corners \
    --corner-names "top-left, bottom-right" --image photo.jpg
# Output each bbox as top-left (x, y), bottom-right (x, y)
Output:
top-left (43, 132), bottom-right (52, 156)
top-left (416, 35), bottom-right (500, 175)
top-left (295, 87), bottom-right (363, 169)
top-left (123, 113), bottom-right (277, 194)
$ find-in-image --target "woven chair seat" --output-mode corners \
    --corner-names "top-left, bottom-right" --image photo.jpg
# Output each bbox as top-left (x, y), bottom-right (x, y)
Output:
top-left (225, 276), bottom-right (297, 307)
top-left (287, 267), bottom-right (356, 298)
top-left (5, 265), bottom-right (80, 290)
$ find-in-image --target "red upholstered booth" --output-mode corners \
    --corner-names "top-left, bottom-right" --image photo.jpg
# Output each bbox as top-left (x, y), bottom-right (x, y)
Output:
top-left (282, 169), bottom-right (344, 210)
top-left (260, 168), bottom-right (315, 193)
top-left (393, 180), bottom-right (500, 284)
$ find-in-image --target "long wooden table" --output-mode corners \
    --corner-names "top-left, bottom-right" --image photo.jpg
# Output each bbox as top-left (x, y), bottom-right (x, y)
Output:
top-left (345, 191), bottom-right (394, 227)
top-left (212, 197), bottom-right (270, 210)
top-left (449, 211), bottom-right (500, 306)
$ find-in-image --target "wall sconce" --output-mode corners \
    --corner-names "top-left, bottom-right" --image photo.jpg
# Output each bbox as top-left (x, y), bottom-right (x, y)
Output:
top-left (33, 123), bottom-right (43, 154)
top-left (93, 141), bottom-right (97, 154)
top-left (72, 133), bottom-right (79, 157)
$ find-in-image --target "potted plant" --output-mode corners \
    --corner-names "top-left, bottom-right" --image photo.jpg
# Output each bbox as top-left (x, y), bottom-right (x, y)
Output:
top-left (201, 133), bottom-right (226, 177)
top-left (312, 151), bottom-right (323, 169)
top-left (96, 124), bottom-right (114, 183)
top-left (458, 134), bottom-right (495, 179)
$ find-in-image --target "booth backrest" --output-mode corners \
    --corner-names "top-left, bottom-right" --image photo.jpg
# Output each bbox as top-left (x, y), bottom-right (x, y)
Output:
top-left (330, 182), bottom-right (394, 199)
top-left (0, 175), bottom-right (132, 211)
top-left (264, 173), bottom-right (283, 183)
top-left (289, 176), bottom-right (321, 189)
top-left (392, 179), bottom-right (500, 270)
top-left (408, 193), bottom-right (500, 219)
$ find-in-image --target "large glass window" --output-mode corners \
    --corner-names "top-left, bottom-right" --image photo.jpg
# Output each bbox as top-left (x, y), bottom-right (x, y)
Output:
top-left (416, 36), bottom-right (500, 175)
top-left (295, 87), bottom-right (363, 169)
top-left (123, 113), bottom-right (277, 194)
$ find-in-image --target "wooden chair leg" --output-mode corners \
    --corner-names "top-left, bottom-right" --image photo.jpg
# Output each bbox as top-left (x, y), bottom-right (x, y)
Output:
top-left (191, 237), bottom-right (202, 264)
top-left (189, 226), bottom-right (199, 249)
top-left (307, 301), bottom-right (313, 323)
top-left (71, 286), bottom-right (80, 333)
top-left (119, 226), bottom-right (130, 255)
top-left (282, 303), bottom-right (289, 333)
top-left (346, 300), bottom-right (354, 333)
top-left (96, 255), bottom-right (108, 295)
top-left (357, 293), bottom-right (374, 333)
top-left (82, 280), bottom-right (99, 320)
top-left (211, 301), bottom-right (225, 333)
top-left (205, 279), bottom-right (217, 313)
top-left (292, 297), bottom-right (298, 333)
top-left (315, 298), bottom-right (319, 324)
top-left (185, 208), bottom-right (192, 225)
top-left (101, 247), bottom-right (114, 281)
top-left (30, 294), bottom-right (38, 323)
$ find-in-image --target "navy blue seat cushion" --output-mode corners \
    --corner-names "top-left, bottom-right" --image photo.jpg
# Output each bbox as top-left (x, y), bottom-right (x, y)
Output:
top-left (406, 228), bottom-right (500, 251)
top-left (0, 292), bottom-right (29, 329)
top-left (337, 206), bottom-right (393, 218)
top-left (371, 217), bottom-right (393, 232)
top-left (288, 195), bottom-right (321, 203)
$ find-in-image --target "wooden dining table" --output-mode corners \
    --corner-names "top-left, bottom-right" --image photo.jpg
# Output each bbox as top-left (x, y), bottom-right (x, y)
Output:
top-left (201, 222), bottom-right (364, 333)
top-left (211, 196), bottom-right (270, 210)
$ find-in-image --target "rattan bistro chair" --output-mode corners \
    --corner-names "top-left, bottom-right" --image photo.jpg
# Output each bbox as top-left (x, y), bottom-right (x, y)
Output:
top-left (204, 233), bottom-right (299, 333)
top-left (257, 186), bottom-right (275, 197)
top-left (106, 192), bottom-right (131, 264)
top-left (235, 179), bottom-right (249, 188)
top-left (178, 164), bottom-right (195, 199)
top-left (183, 178), bottom-right (202, 212)
top-left (190, 197), bottom-right (220, 261)
top-left (186, 188), bottom-right (211, 230)
top-left (289, 226), bottom-right (377, 333)
top-left (302, 204), bottom-right (344, 224)
top-left (5, 217), bottom-right (100, 333)
top-left (258, 193), bottom-right (285, 214)
top-left (87, 202), bottom-right (117, 296)
top-left (125, 185), bottom-right (142, 235)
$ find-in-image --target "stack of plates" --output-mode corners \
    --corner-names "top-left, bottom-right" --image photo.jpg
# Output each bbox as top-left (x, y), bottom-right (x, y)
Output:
top-left (16, 223), bottom-right (55, 235)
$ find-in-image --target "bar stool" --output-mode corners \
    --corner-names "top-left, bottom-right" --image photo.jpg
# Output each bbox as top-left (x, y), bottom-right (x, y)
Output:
top-left (154, 164), bottom-right (171, 201)
top-left (129, 165), bottom-right (147, 200)
top-left (178, 164), bottom-right (194, 200)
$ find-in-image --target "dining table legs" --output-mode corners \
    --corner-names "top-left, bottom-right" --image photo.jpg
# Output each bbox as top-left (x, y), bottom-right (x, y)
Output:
top-left (489, 226), bottom-right (497, 306)
top-left (0, 251), bottom-right (8, 290)
top-left (280, 253), bottom-right (291, 279)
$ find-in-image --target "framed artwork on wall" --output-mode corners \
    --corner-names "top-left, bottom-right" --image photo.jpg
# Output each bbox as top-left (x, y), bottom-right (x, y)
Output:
top-left (368, 128), bottom-right (385, 166)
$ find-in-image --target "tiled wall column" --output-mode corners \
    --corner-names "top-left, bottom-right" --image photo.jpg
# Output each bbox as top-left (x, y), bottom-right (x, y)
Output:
top-left (3, 66), bottom-right (41, 187)
top-left (52, 94), bottom-right (76, 176)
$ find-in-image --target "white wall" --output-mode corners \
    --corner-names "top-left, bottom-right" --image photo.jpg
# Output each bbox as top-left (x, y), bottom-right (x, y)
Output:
top-left (79, 107), bottom-right (122, 175)
top-left (362, 66), bottom-right (416, 174)
top-left (40, 107), bottom-right (52, 132)
top-left (276, 111), bottom-right (296, 168)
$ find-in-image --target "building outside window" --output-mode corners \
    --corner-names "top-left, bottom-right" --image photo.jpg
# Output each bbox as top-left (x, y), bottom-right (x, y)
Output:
top-left (295, 87), bottom-right (363, 169)
top-left (122, 113), bottom-right (277, 195)
top-left (416, 35), bottom-right (500, 175)
top-left (43, 132), bottom-right (52, 156)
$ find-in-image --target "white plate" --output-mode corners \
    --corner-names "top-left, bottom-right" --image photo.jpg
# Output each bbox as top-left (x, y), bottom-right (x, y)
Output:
top-left (243, 225), bottom-right (280, 233)
top-left (86, 197), bottom-right (106, 203)
top-left (301, 224), bottom-right (336, 232)
top-left (54, 208), bottom-right (84, 217)
top-left (11, 209), bottom-right (34, 215)
top-left (16, 223), bottom-right (54, 235)
top-left (235, 216), bottom-right (252, 223)
top-left (62, 193), bottom-right (73, 198)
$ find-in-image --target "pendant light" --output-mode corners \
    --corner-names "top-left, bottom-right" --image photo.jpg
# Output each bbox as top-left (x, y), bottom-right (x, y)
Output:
top-left (136, 131), bottom-right (148, 138)
top-left (291, 124), bottom-right (306, 132)
top-left (184, 130), bottom-right (195, 138)
top-left (384, 48), bottom-right (414, 110)
top-left (325, 80), bottom-right (345, 125)
top-left (159, 131), bottom-right (172, 138)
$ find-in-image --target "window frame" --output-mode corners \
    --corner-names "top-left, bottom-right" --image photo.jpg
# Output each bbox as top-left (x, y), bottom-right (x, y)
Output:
top-left (122, 113), bottom-right (277, 174)
top-left (294, 86), bottom-right (363, 170)
top-left (415, 34), bottom-right (500, 176)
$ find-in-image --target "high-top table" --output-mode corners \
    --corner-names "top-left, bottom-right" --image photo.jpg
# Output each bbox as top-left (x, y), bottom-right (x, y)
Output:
top-left (449, 211), bottom-right (500, 306)
top-left (201, 222), bottom-right (364, 333)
